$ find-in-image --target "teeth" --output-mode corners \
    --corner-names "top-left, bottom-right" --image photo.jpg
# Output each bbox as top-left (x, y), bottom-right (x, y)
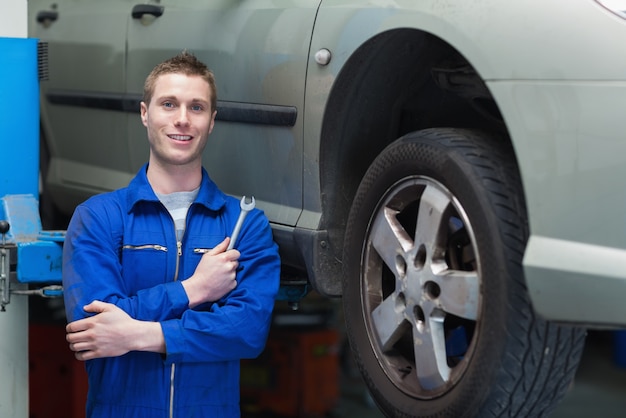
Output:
top-left (169, 134), bottom-right (192, 141)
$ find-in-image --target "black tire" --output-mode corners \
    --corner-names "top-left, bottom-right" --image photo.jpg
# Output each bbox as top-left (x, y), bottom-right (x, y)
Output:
top-left (342, 128), bottom-right (586, 417)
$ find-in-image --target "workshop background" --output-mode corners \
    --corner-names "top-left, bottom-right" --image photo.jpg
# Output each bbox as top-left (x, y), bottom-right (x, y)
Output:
top-left (3, 1), bottom-right (626, 417)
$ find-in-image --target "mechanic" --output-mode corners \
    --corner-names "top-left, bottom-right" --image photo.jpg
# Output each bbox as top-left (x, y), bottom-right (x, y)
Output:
top-left (62, 51), bottom-right (280, 417)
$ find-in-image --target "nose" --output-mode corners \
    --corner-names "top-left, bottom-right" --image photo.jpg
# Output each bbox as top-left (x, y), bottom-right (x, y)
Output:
top-left (174, 107), bottom-right (190, 126)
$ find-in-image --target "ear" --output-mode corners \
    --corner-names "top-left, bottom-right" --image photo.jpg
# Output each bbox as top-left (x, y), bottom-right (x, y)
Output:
top-left (208, 110), bottom-right (217, 134)
top-left (140, 102), bottom-right (148, 127)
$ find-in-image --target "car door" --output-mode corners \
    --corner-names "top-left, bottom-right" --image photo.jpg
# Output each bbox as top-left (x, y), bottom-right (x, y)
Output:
top-left (29, 0), bottom-right (135, 211)
top-left (125, 0), bottom-right (322, 225)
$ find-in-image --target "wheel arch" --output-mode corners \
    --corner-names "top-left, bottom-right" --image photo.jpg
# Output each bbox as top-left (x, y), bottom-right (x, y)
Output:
top-left (315, 28), bottom-right (520, 295)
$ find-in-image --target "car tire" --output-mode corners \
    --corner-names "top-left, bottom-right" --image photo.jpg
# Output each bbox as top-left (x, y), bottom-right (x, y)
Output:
top-left (342, 128), bottom-right (586, 417)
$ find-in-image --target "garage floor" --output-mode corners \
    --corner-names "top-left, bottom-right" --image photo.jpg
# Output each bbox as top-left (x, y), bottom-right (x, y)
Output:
top-left (333, 331), bottom-right (626, 418)
top-left (551, 331), bottom-right (626, 418)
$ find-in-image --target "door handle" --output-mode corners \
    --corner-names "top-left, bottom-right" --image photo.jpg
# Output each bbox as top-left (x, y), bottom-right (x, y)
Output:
top-left (36, 10), bottom-right (58, 24)
top-left (131, 4), bottom-right (164, 19)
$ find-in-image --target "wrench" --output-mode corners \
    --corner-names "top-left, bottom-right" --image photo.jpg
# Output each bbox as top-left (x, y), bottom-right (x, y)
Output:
top-left (227, 196), bottom-right (255, 250)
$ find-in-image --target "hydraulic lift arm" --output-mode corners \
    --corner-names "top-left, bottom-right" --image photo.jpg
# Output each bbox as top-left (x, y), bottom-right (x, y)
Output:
top-left (0, 39), bottom-right (64, 312)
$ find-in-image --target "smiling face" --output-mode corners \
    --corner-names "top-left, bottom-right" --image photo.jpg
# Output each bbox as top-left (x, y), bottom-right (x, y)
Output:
top-left (140, 72), bottom-right (217, 172)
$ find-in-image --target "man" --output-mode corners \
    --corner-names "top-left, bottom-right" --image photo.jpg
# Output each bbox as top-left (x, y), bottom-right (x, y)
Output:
top-left (63, 51), bottom-right (280, 417)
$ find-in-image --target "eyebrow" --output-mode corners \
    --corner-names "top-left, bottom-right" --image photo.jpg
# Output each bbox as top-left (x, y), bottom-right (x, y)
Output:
top-left (157, 95), bottom-right (210, 106)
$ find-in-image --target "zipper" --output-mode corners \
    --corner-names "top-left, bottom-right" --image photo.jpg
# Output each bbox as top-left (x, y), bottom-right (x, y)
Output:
top-left (169, 239), bottom-right (183, 418)
top-left (122, 244), bottom-right (168, 252)
top-left (174, 241), bottom-right (182, 280)
top-left (169, 363), bottom-right (176, 418)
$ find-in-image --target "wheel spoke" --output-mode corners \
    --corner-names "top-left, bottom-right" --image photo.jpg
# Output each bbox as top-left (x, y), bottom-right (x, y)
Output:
top-left (370, 206), bottom-right (413, 271)
top-left (413, 309), bottom-right (450, 390)
top-left (415, 185), bottom-right (451, 253)
top-left (372, 295), bottom-right (409, 351)
top-left (435, 270), bottom-right (480, 320)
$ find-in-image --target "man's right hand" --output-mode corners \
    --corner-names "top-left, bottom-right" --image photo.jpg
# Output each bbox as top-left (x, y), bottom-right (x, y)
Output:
top-left (182, 237), bottom-right (239, 308)
top-left (66, 301), bottom-right (166, 360)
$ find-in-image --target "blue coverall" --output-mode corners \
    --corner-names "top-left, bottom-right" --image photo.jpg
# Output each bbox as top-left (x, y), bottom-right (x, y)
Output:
top-left (62, 164), bottom-right (280, 418)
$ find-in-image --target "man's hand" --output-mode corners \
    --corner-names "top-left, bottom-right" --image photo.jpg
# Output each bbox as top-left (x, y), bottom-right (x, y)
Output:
top-left (66, 301), bottom-right (164, 361)
top-left (182, 237), bottom-right (240, 308)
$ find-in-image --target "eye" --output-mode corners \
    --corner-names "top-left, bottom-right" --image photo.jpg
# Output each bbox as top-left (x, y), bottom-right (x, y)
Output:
top-left (191, 104), bottom-right (204, 112)
top-left (163, 101), bottom-right (175, 109)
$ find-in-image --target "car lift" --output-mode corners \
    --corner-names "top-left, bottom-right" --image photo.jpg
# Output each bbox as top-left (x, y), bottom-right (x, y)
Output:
top-left (0, 36), bottom-right (63, 417)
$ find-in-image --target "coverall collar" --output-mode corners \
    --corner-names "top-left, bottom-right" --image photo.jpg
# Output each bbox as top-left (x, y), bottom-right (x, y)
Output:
top-left (125, 163), bottom-right (227, 213)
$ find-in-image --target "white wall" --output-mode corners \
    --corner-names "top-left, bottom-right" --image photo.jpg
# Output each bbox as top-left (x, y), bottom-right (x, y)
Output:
top-left (0, 0), bottom-right (27, 37)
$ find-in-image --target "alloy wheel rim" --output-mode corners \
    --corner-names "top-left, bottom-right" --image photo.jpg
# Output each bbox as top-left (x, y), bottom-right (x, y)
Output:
top-left (361, 176), bottom-right (482, 399)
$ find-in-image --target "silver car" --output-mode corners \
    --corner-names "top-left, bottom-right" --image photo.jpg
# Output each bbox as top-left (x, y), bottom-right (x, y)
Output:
top-left (28, 0), bottom-right (626, 416)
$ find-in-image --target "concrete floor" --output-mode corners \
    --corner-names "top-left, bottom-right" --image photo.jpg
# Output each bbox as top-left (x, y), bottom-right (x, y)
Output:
top-left (551, 331), bottom-right (626, 418)
top-left (333, 331), bottom-right (626, 418)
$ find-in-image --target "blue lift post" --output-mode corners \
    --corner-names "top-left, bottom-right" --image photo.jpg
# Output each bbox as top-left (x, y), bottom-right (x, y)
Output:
top-left (0, 37), bottom-right (64, 309)
top-left (0, 27), bottom-right (65, 418)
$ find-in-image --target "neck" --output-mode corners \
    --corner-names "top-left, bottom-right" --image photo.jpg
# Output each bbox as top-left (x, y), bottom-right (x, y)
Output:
top-left (146, 160), bottom-right (202, 194)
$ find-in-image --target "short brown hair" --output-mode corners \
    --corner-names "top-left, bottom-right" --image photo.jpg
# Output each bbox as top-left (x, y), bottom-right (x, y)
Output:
top-left (143, 51), bottom-right (217, 111)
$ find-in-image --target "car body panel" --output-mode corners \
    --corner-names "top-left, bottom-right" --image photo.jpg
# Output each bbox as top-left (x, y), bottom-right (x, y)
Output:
top-left (303, 0), bottom-right (625, 227)
top-left (491, 80), bottom-right (626, 325)
top-left (525, 236), bottom-right (626, 324)
top-left (28, 0), bottom-right (133, 214)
